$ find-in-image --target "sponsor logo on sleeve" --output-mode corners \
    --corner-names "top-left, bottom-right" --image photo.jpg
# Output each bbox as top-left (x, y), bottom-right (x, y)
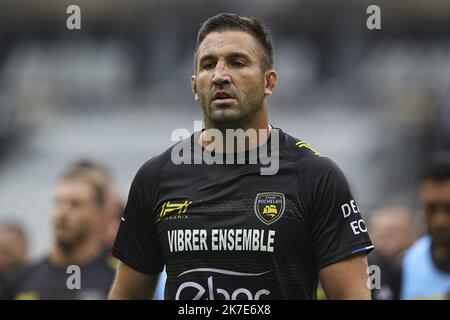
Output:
top-left (341, 200), bottom-right (369, 235)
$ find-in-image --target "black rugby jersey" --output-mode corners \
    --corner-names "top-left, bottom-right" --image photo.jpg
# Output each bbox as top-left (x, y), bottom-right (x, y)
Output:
top-left (111, 128), bottom-right (373, 300)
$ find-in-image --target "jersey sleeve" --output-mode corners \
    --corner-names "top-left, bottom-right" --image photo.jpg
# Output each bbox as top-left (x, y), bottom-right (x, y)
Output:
top-left (303, 157), bottom-right (373, 270)
top-left (110, 159), bottom-right (165, 275)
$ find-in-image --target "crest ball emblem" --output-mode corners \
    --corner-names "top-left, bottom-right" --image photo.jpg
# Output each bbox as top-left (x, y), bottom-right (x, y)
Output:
top-left (254, 192), bottom-right (285, 225)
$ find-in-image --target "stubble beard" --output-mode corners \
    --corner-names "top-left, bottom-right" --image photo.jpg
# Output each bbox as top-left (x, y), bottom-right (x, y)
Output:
top-left (200, 92), bottom-right (265, 131)
top-left (55, 230), bottom-right (88, 255)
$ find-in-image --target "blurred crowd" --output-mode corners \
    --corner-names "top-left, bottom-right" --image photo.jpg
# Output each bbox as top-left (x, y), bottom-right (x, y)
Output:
top-left (1, 155), bottom-right (449, 300)
top-left (0, 160), bottom-right (117, 299)
top-left (367, 155), bottom-right (450, 300)
top-left (0, 159), bottom-right (164, 299)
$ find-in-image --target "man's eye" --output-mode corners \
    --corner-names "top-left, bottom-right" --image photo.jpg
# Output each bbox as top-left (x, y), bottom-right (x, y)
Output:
top-left (70, 200), bottom-right (82, 209)
top-left (231, 61), bottom-right (245, 67)
top-left (202, 62), bottom-right (214, 70)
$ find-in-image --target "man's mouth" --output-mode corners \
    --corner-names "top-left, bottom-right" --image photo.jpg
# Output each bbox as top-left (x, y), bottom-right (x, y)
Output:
top-left (55, 221), bottom-right (68, 231)
top-left (213, 91), bottom-right (234, 101)
top-left (212, 92), bottom-right (235, 105)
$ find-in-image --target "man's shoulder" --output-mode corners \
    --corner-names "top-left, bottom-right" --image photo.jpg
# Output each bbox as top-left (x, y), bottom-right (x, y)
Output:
top-left (134, 136), bottom-right (191, 180)
top-left (18, 257), bottom-right (53, 280)
top-left (403, 236), bottom-right (431, 265)
top-left (1, 264), bottom-right (33, 290)
top-left (279, 129), bottom-right (341, 178)
top-left (1, 257), bottom-right (52, 296)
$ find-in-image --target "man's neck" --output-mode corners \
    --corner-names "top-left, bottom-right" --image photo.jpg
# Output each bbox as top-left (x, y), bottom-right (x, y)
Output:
top-left (201, 109), bottom-right (271, 153)
top-left (50, 238), bottom-right (101, 268)
top-left (200, 124), bottom-right (271, 153)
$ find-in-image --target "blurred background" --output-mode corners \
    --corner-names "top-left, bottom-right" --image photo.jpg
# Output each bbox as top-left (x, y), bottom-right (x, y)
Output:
top-left (0, 0), bottom-right (449, 299)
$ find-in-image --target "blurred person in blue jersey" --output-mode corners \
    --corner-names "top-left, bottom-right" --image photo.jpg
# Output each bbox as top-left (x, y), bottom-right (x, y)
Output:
top-left (0, 162), bottom-right (116, 299)
top-left (401, 156), bottom-right (450, 299)
top-left (153, 268), bottom-right (167, 300)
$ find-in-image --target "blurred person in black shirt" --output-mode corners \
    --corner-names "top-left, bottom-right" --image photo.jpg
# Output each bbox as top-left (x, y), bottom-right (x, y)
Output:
top-left (69, 159), bottom-right (124, 249)
top-left (0, 164), bottom-right (115, 299)
top-left (101, 189), bottom-right (125, 249)
top-left (368, 207), bottom-right (418, 299)
top-left (370, 207), bottom-right (418, 262)
top-left (0, 222), bottom-right (29, 296)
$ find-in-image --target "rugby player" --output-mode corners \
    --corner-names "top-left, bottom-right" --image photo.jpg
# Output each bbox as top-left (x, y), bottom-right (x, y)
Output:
top-left (109, 13), bottom-right (373, 300)
top-left (1, 164), bottom-right (116, 299)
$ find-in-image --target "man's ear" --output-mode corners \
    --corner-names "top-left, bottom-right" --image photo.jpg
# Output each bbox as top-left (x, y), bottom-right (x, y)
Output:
top-left (264, 70), bottom-right (277, 97)
top-left (191, 75), bottom-right (199, 101)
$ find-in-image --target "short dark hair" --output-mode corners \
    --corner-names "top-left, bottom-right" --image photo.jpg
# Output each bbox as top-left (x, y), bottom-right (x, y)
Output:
top-left (421, 155), bottom-right (450, 183)
top-left (72, 159), bottom-right (112, 184)
top-left (60, 160), bottom-right (111, 208)
top-left (195, 13), bottom-right (274, 71)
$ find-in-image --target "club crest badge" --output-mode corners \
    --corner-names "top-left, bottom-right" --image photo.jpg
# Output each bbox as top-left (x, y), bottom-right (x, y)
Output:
top-left (254, 192), bottom-right (285, 225)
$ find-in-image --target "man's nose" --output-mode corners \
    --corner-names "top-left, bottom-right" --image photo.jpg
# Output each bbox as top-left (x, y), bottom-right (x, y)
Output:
top-left (54, 201), bottom-right (71, 219)
top-left (212, 63), bottom-right (231, 86)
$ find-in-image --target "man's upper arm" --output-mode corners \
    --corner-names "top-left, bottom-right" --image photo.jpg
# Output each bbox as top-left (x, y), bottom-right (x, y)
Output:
top-left (109, 261), bottom-right (160, 300)
top-left (296, 156), bottom-right (373, 299)
top-left (111, 159), bottom-right (165, 275)
top-left (319, 252), bottom-right (371, 300)
top-left (302, 157), bottom-right (373, 270)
